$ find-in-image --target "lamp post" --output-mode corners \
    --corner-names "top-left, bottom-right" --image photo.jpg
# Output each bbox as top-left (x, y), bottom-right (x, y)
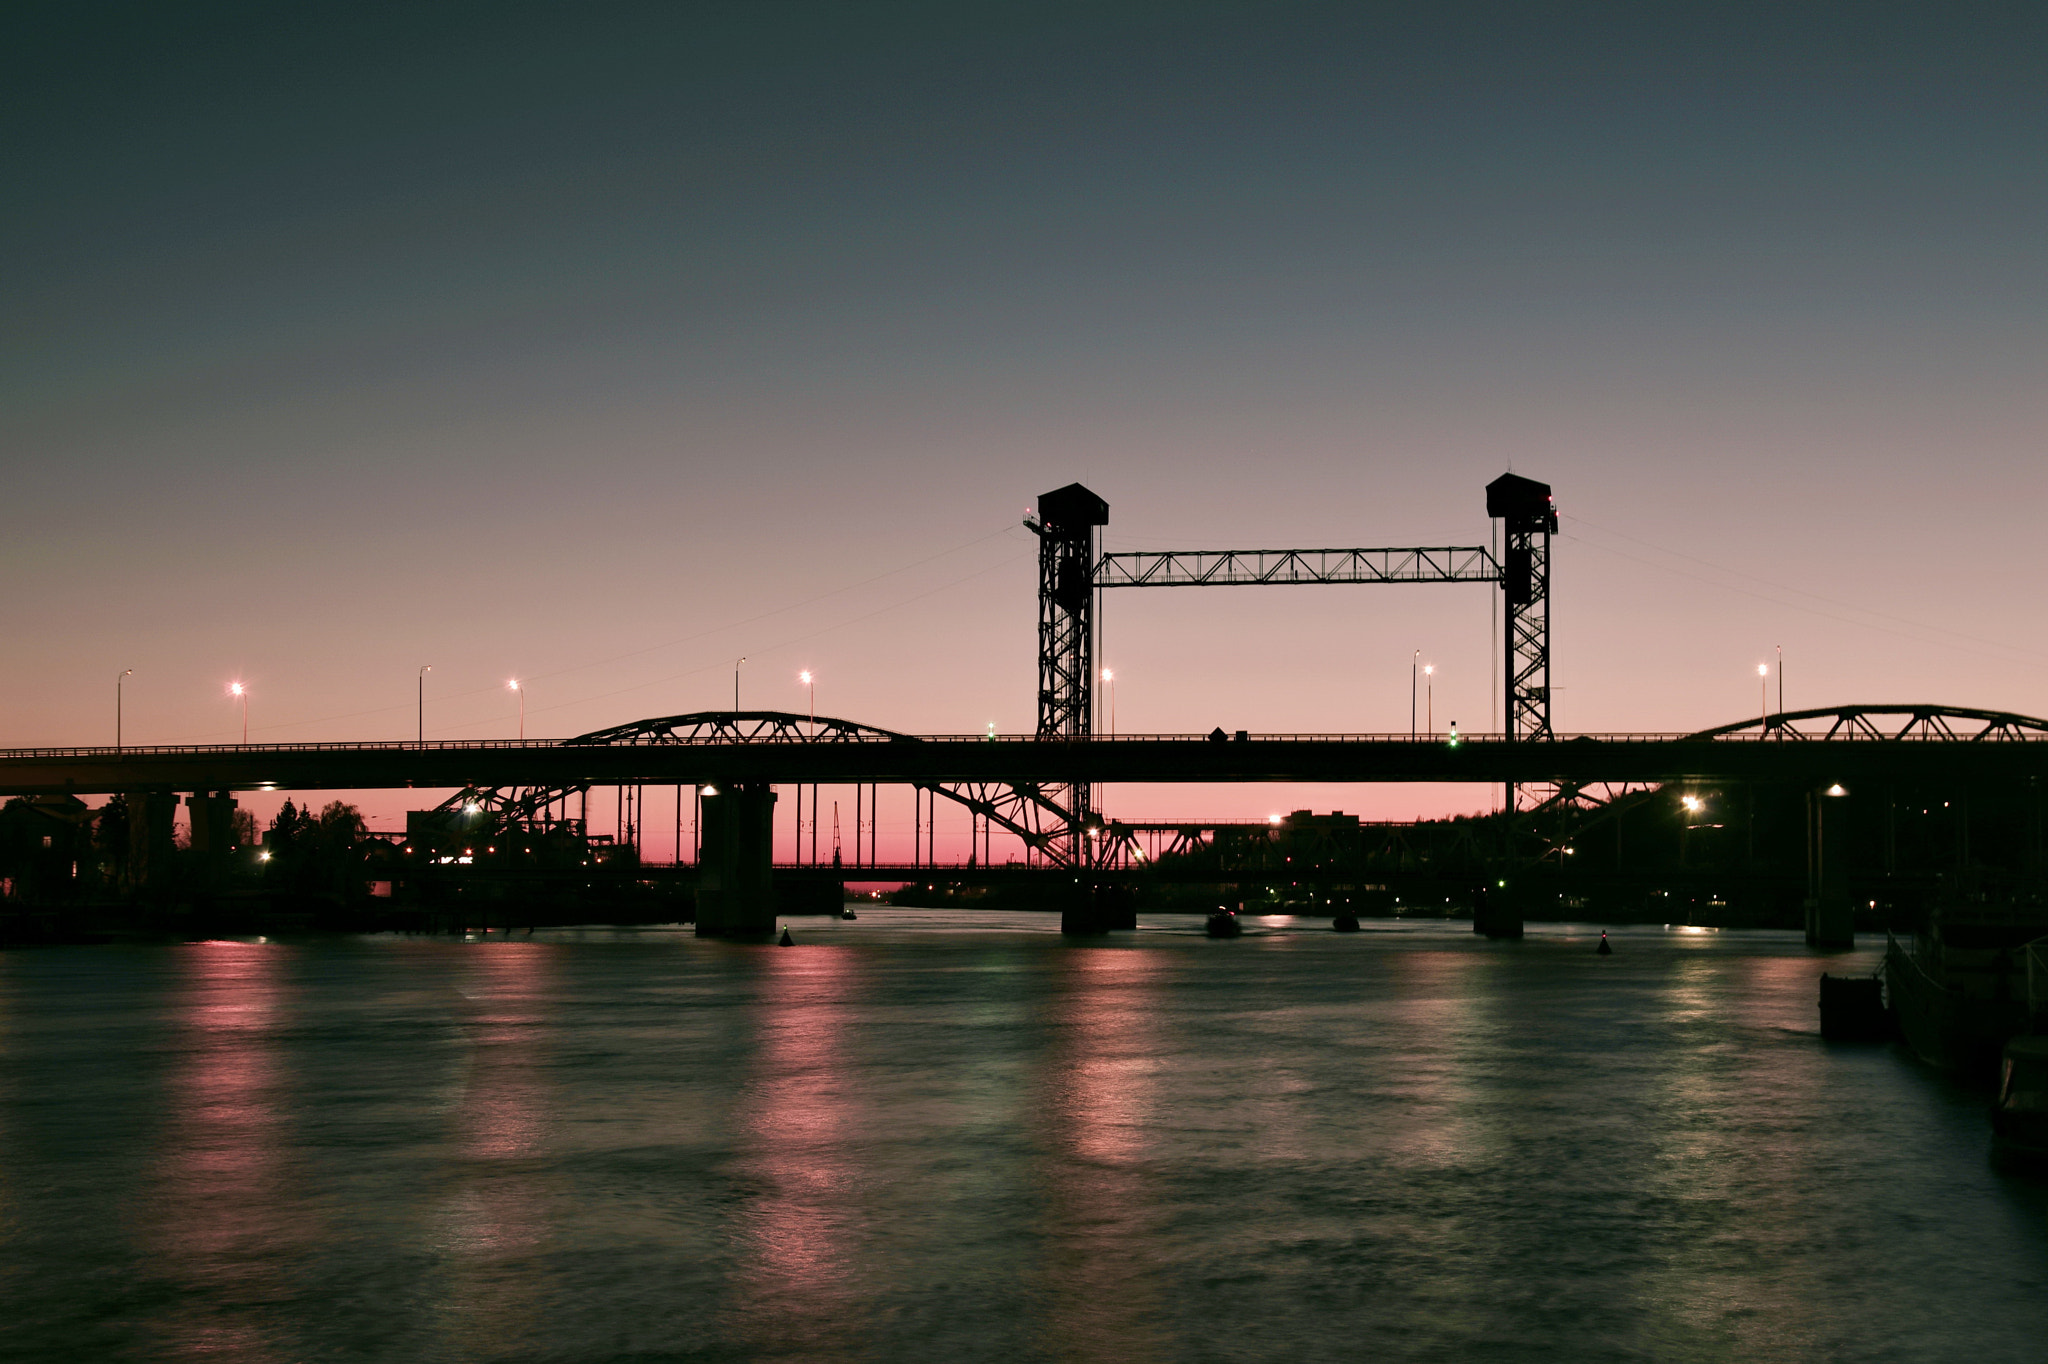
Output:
top-left (1411, 649), bottom-right (1419, 737)
top-left (509, 679), bottom-right (524, 741)
top-left (799, 670), bottom-right (814, 733)
top-left (1424, 664), bottom-right (1434, 735)
top-left (229, 682), bottom-right (248, 745)
top-left (1776, 644), bottom-right (1783, 732)
top-left (1103, 668), bottom-right (1115, 737)
top-left (735, 657), bottom-right (746, 713)
top-left (1757, 663), bottom-right (1768, 731)
top-left (116, 669), bottom-right (132, 750)
top-left (417, 665), bottom-right (431, 744)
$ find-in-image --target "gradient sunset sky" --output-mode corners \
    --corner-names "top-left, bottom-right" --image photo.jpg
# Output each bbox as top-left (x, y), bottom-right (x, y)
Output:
top-left (6, 3), bottom-right (2044, 835)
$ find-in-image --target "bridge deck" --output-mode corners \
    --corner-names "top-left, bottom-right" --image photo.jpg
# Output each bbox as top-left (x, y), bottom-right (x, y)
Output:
top-left (3, 731), bottom-right (2043, 797)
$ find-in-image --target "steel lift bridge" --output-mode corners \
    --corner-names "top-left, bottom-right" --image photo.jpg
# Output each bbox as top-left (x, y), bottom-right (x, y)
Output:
top-left (405, 473), bottom-right (1561, 932)
top-left (1025, 473), bottom-right (1558, 870)
top-left (379, 475), bottom-right (1553, 934)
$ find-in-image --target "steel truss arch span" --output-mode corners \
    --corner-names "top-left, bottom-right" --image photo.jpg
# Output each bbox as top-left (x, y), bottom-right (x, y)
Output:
top-left (431, 710), bottom-right (1089, 866)
top-left (1516, 703), bottom-right (2048, 865)
top-left (1687, 704), bottom-right (2048, 743)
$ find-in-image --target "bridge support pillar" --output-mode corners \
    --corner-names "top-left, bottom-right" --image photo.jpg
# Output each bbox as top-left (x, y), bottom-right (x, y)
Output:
top-left (186, 791), bottom-right (239, 890)
top-left (124, 791), bottom-right (178, 895)
top-left (1060, 880), bottom-right (1136, 935)
top-left (696, 783), bottom-right (777, 938)
top-left (1472, 879), bottom-right (1524, 940)
top-left (1805, 784), bottom-right (1854, 948)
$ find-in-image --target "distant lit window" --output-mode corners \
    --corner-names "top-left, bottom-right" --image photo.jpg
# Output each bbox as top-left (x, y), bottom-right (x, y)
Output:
top-left (41, 835), bottom-right (52, 848)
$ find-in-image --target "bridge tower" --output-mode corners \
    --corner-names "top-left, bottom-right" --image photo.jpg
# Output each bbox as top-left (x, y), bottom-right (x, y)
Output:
top-left (1029, 483), bottom-right (1108, 871)
top-left (1483, 472), bottom-right (1557, 940)
top-left (1487, 472), bottom-right (1557, 745)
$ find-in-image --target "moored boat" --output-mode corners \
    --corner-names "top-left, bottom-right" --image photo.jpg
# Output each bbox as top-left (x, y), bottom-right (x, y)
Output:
top-left (1885, 905), bottom-right (2048, 1081)
top-left (1992, 1033), bottom-right (2048, 1160)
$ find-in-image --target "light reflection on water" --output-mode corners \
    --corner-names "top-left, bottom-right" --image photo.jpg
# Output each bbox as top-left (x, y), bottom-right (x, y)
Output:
top-left (1, 915), bottom-right (2045, 1363)
top-left (726, 943), bottom-right (869, 1360)
top-left (430, 943), bottom-right (558, 1358)
top-left (142, 943), bottom-right (296, 1363)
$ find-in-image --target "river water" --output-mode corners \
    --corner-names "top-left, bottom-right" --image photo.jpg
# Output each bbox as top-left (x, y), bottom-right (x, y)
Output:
top-left (2, 914), bottom-right (2043, 1363)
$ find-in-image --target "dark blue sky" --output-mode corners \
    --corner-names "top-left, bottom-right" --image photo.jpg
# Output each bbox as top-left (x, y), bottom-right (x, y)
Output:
top-left (6, 2), bottom-right (2045, 828)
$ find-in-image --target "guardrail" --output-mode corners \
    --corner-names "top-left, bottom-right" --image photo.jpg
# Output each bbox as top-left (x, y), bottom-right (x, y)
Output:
top-left (8, 729), bottom-right (2047, 761)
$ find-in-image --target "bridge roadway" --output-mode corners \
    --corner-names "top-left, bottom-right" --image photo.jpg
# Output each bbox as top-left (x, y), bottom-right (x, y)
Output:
top-left (4, 727), bottom-right (2044, 798)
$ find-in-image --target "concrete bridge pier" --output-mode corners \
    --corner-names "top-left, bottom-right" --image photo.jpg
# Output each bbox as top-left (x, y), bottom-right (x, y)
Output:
top-left (1805, 783), bottom-right (1854, 948)
top-left (186, 790), bottom-right (239, 889)
top-left (124, 791), bottom-right (177, 895)
top-left (696, 783), bottom-right (777, 938)
top-left (1059, 880), bottom-right (1137, 935)
top-left (1471, 880), bottom-right (1525, 939)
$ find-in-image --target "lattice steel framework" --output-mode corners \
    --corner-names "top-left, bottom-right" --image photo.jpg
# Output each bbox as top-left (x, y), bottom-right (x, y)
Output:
top-left (1513, 704), bottom-right (2048, 864)
top-left (431, 710), bottom-right (1090, 867)
top-left (1487, 473), bottom-right (1557, 745)
top-left (1027, 484), bottom-right (1109, 867)
top-left (1096, 546), bottom-right (1499, 588)
top-left (1092, 479), bottom-right (1556, 755)
top-left (1075, 474), bottom-right (1560, 824)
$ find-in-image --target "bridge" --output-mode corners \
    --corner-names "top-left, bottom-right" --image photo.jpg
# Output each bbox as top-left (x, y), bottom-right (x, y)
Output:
top-left (4, 707), bottom-right (2045, 796)
top-left (6, 703), bottom-right (2044, 940)
top-left (5, 474), bottom-right (2041, 944)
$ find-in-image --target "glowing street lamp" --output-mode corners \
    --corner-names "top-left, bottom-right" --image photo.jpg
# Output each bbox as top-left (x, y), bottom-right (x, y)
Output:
top-left (735, 657), bottom-right (746, 713)
top-left (417, 665), bottom-right (431, 744)
top-left (1102, 668), bottom-right (1116, 737)
top-left (1757, 663), bottom-right (1768, 731)
top-left (228, 681), bottom-right (248, 744)
top-left (799, 670), bottom-right (814, 732)
top-left (116, 669), bottom-right (132, 751)
top-left (509, 679), bottom-right (524, 741)
top-left (1424, 664), bottom-right (1434, 735)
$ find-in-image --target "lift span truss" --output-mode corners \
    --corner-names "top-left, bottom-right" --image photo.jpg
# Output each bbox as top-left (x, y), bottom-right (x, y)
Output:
top-left (1067, 473), bottom-right (1558, 826)
top-left (1096, 546), bottom-right (1499, 588)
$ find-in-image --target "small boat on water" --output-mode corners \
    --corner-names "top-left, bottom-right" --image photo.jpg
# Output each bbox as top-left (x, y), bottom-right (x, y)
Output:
top-left (1992, 1034), bottom-right (2048, 1161)
top-left (1885, 901), bottom-right (2048, 1081)
top-left (1206, 910), bottom-right (1242, 938)
top-left (840, 908), bottom-right (858, 920)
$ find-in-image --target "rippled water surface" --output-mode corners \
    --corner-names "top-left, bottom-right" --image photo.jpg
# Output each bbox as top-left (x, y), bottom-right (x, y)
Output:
top-left (3, 913), bottom-right (2045, 1362)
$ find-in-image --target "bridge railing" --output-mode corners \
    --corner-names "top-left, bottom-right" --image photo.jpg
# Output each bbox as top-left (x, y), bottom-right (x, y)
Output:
top-left (6, 729), bottom-right (2047, 760)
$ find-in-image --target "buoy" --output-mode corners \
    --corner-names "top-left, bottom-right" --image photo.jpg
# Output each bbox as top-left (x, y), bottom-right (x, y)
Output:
top-left (1596, 931), bottom-right (1612, 955)
top-left (1332, 911), bottom-right (1360, 933)
top-left (778, 926), bottom-right (795, 947)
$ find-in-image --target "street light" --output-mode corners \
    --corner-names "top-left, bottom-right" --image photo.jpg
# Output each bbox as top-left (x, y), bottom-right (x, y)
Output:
top-left (1775, 644), bottom-right (1783, 731)
top-left (1103, 668), bottom-right (1115, 737)
top-left (1411, 650), bottom-right (1419, 737)
top-left (116, 669), bottom-right (132, 750)
top-left (1757, 663), bottom-right (1768, 730)
top-left (417, 665), bottom-right (432, 744)
top-left (735, 657), bottom-right (746, 713)
top-left (509, 680), bottom-right (524, 741)
top-left (229, 681), bottom-right (248, 745)
top-left (799, 670), bottom-right (814, 732)
top-left (1424, 664), bottom-right (1434, 735)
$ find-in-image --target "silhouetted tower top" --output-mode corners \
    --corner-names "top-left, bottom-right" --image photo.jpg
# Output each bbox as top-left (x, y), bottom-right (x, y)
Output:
top-left (1485, 473), bottom-right (1558, 533)
top-left (1037, 483), bottom-right (1109, 531)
